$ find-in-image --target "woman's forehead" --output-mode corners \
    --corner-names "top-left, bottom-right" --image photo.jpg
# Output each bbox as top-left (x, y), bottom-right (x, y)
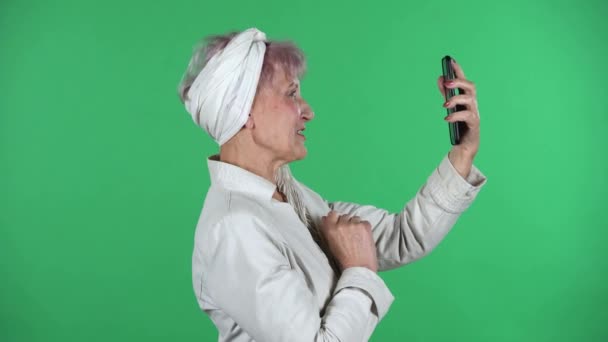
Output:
top-left (273, 67), bottom-right (299, 88)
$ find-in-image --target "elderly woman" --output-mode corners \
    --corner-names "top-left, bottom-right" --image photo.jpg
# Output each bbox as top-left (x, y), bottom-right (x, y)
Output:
top-left (178, 28), bottom-right (487, 342)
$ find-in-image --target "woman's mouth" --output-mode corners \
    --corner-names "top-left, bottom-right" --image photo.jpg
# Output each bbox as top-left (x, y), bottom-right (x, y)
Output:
top-left (297, 129), bottom-right (305, 139)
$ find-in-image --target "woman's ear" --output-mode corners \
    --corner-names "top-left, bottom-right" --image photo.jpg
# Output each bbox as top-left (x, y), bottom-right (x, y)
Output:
top-left (244, 113), bottom-right (255, 129)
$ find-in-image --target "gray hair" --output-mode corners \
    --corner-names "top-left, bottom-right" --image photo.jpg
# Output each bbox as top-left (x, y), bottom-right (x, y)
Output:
top-left (177, 31), bottom-right (307, 105)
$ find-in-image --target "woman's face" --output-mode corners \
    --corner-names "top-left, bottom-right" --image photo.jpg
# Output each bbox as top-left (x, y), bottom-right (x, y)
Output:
top-left (248, 67), bottom-right (314, 163)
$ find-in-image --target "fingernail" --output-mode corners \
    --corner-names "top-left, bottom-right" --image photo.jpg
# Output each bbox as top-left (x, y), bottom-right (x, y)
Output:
top-left (445, 81), bottom-right (454, 87)
top-left (443, 101), bottom-right (450, 107)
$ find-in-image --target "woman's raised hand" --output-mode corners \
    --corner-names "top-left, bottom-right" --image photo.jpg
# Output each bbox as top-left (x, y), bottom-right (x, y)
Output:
top-left (437, 58), bottom-right (481, 159)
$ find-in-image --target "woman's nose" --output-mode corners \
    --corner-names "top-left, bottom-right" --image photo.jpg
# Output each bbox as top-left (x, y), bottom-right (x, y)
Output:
top-left (300, 101), bottom-right (315, 121)
top-left (302, 110), bottom-right (314, 121)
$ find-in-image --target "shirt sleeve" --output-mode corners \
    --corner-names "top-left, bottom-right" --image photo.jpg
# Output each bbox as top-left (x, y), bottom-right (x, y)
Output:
top-left (199, 211), bottom-right (395, 342)
top-left (327, 153), bottom-right (488, 271)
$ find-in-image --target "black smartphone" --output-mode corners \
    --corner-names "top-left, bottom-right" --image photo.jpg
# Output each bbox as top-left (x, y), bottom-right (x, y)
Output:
top-left (441, 55), bottom-right (468, 145)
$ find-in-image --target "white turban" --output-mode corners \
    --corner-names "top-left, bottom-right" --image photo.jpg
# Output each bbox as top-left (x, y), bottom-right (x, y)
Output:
top-left (184, 28), bottom-right (267, 145)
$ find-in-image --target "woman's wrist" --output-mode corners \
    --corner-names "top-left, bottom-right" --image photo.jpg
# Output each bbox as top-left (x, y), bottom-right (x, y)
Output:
top-left (448, 148), bottom-right (475, 179)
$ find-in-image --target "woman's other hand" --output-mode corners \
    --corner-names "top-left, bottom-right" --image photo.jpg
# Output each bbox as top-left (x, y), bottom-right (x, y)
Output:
top-left (320, 210), bottom-right (378, 273)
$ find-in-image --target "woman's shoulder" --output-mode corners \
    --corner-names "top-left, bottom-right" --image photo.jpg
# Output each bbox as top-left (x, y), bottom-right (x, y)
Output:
top-left (194, 188), bottom-right (282, 242)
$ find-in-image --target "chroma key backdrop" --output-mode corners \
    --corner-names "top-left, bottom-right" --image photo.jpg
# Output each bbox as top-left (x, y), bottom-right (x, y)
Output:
top-left (1, 0), bottom-right (607, 341)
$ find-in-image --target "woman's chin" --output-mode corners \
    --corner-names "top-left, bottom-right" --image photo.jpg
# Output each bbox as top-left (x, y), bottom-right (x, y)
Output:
top-left (292, 145), bottom-right (307, 161)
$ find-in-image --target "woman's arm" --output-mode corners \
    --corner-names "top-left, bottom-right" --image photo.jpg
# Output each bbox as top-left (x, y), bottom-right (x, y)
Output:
top-left (326, 153), bottom-right (487, 271)
top-left (197, 211), bottom-right (394, 342)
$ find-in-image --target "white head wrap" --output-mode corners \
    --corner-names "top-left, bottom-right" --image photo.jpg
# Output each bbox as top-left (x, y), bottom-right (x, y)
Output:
top-left (184, 27), bottom-right (267, 145)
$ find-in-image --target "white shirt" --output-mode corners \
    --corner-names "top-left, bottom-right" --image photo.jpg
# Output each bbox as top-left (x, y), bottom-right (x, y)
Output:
top-left (192, 153), bottom-right (487, 342)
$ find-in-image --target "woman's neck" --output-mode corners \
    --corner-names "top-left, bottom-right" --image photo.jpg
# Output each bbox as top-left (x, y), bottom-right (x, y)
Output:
top-left (219, 140), bottom-right (285, 188)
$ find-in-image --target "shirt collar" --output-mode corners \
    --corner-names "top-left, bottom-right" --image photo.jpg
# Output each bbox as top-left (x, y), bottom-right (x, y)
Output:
top-left (207, 154), bottom-right (277, 201)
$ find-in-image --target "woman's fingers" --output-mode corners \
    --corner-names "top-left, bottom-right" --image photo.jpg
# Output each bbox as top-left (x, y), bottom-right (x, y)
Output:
top-left (444, 110), bottom-right (480, 129)
top-left (443, 94), bottom-right (478, 113)
top-left (323, 212), bottom-right (367, 226)
top-left (437, 75), bottom-right (447, 99)
top-left (322, 210), bottom-right (340, 225)
top-left (452, 58), bottom-right (466, 79)
top-left (445, 78), bottom-right (476, 97)
top-left (439, 77), bottom-right (476, 100)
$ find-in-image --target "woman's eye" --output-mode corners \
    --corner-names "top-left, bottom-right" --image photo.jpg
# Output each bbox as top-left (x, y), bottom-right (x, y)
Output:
top-left (288, 91), bottom-right (297, 98)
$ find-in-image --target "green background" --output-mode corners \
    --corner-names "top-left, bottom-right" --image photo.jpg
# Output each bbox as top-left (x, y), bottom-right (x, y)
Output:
top-left (1, 0), bottom-right (607, 341)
